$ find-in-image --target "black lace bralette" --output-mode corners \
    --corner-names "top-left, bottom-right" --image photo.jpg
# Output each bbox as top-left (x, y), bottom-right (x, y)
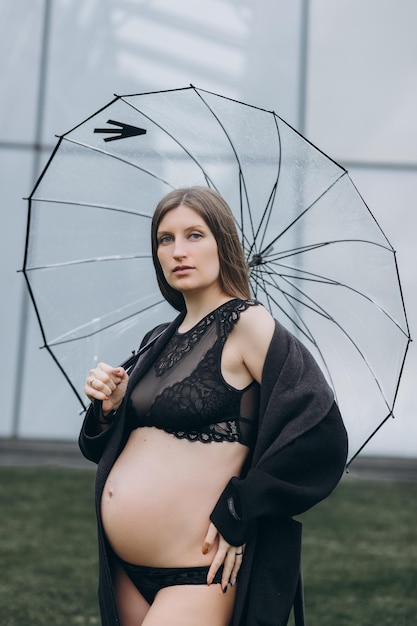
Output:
top-left (127, 299), bottom-right (260, 447)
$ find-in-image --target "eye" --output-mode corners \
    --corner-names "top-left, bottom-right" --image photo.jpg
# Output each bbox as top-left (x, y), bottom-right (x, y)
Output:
top-left (189, 232), bottom-right (203, 240)
top-left (158, 234), bottom-right (173, 245)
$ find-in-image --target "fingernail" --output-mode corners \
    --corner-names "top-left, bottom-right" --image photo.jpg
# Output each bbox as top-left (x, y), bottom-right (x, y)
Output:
top-left (231, 578), bottom-right (237, 586)
top-left (223, 585), bottom-right (228, 594)
top-left (202, 546), bottom-right (208, 554)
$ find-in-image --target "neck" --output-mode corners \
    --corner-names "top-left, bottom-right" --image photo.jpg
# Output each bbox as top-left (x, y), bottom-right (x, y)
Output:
top-left (180, 288), bottom-right (233, 331)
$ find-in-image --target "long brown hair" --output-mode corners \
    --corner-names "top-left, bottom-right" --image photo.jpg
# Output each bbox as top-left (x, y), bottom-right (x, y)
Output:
top-left (151, 186), bottom-right (251, 311)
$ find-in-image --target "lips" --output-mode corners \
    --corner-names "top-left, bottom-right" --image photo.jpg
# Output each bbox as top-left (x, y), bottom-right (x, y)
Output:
top-left (173, 265), bottom-right (194, 273)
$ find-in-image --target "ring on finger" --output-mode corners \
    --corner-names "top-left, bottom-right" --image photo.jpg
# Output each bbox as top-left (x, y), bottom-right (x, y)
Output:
top-left (235, 551), bottom-right (243, 556)
top-left (88, 377), bottom-right (95, 386)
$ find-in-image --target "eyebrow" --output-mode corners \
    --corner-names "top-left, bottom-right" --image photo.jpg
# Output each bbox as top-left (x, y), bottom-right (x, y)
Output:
top-left (157, 224), bottom-right (207, 235)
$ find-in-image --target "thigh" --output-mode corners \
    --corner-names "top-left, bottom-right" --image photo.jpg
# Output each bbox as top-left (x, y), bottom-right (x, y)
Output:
top-left (113, 559), bottom-right (150, 626)
top-left (142, 583), bottom-right (236, 626)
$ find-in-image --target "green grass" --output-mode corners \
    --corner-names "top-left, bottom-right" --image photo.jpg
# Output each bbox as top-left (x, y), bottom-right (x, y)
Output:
top-left (299, 477), bottom-right (417, 626)
top-left (1, 467), bottom-right (416, 625)
top-left (1, 467), bottom-right (98, 626)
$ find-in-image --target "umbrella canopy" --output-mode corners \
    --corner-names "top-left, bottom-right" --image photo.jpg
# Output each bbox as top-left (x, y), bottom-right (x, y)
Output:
top-left (23, 85), bottom-right (411, 464)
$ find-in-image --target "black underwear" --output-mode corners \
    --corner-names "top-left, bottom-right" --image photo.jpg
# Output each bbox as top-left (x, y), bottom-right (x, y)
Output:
top-left (121, 560), bottom-right (224, 604)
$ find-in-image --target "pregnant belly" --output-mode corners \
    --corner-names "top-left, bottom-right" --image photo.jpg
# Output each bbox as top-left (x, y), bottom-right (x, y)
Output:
top-left (101, 427), bottom-right (248, 567)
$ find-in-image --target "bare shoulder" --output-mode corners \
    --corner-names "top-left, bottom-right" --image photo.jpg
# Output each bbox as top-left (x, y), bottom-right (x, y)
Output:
top-left (236, 302), bottom-right (275, 344)
top-left (233, 303), bottom-right (275, 382)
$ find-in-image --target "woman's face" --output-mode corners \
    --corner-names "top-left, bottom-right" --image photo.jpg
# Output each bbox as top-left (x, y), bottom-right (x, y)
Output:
top-left (156, 204), bottom-right (222, 297)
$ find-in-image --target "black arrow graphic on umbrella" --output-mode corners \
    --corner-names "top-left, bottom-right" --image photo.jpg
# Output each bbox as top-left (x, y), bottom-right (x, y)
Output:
top-left (94, 119), bottom-right (147, 142)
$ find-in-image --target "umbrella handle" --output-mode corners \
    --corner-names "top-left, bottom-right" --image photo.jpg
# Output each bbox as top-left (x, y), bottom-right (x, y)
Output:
top-left (120, 327), bottom-right (167, 374)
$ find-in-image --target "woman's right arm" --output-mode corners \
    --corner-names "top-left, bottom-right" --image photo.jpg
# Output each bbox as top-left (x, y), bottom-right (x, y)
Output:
top-left (78, 323), bottom-right (170, 463)
top-left (78, 399), bottom-right (121, 463)
top-left (85, 362), bottom-right (129, 415)
top-left (78, 363), bottom-right (129, 464)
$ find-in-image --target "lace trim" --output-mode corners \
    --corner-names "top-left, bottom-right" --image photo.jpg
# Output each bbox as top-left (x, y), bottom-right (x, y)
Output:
top-left (122, 562), bottom-right (224, 587)
top-left (218, 299), bottom-right (258, 341)
top-left (165, 419), bottom-right (241, 444)
top-left (154, 299), bottom-right (258, 377)
top-left (154, 311), bottom-right (216, 376)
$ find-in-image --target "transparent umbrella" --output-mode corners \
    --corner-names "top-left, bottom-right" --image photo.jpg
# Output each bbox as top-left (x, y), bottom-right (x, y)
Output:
top-left (22, 85), bottom-right (411, 464)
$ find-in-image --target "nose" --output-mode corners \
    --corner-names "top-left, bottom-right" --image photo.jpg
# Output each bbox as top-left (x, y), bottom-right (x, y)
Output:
top-left (173, 237), bottom-right (187, 260)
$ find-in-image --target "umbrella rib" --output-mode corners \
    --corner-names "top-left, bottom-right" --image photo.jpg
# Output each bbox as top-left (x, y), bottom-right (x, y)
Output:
top-left (256, 114), bottom-right (282, 254)
top-left (24, 138), bottom-right (65, 269)
top-left (48, 296), bottom-right (164, 345)
top-left (250, 269), bottom-right (314, 342)
top-left (62, 136), bottom-right (175, 189)
top-left (253, 181), bottom-right (279, 259)
top-left (21, 264), bottom-right (88, 409)
top-left (250, 264), bottom-right (279, 318)
top-left (30, 196), bottom-right (153, 218)
top-left (119, 95), bottom-right (219, 191)
top-left (46, 299), bottom-right (167, 347)
top-left (346, 410), bottom-right (395, 467)
top-left (24, 254), bottom-right (151, 272)
top-left (262, 170), bottom-right (348, 253)
top-left (45, 344), bottom-right (88, 409)
top-left (268, 272), bottom-right (393, 411)
top-left (250, 270), bottom-right (338, 395)
top-left (264, 259), bottom-right (409, 337)
top-left (268, 238), bottom-right (394, 259)
top-left (247, 173), bottom-right (280, 261)
top-left (193, 86), bottom-right (345, 172)
top-left (347, 174), bottom-right (395, 249)
top-left (393, 250), bottom-right (412, 339)
top-left (347, 326), bottom-right (412, 461)
top-left (192, 87), bottom-right (256, 245)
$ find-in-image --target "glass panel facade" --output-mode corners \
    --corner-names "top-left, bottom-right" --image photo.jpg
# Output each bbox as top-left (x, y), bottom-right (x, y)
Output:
top-left (0, 0), bottom-right (415, 457)
top-left (308, 0), bottom-right (417, 163)
top-left (0, 0), bottom-right (44, 142)
top-left (42, 0), bottom-right (302, 139)
top-left (0, 149), bottom-right (33, 435)
top-left (18, 310), bottom-right (82, 439)
top-left (345, 167), bottom-right (417, 456)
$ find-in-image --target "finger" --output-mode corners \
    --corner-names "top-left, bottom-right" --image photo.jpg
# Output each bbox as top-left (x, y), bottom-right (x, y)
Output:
top-left (85, 371), bottom-right (116, 402)
top-left (206, 550), bottom-right (227, 586)
top-left (206, 532), bottom-right (233, 587)
top-left (220, 548), bottom-right (237, 591)
top-left (113, 367), bottom-right (127, 381)
top-left (230, 548), bottom-right (244, 586)
top-left (97, 363), bottom-right (124, 383)
top-left (202, 522), bottom-right (218, 555)
top-left (84, 383), bottom-right (107, 403)
top-left (94, 369), bottom-right (118, 390)
top-left (87, 376), bottom-right (114, 399)
top-left (95, 366), bottom-right (122, 392)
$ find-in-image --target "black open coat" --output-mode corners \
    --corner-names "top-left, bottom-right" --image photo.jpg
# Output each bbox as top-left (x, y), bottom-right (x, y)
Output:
top-left (79, 313), bottom-right (348, 626)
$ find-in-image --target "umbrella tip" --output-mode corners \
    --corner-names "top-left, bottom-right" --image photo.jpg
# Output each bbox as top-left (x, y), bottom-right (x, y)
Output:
top-left (248, 253), bottom-right (263, 268)
top-left (248, 245), bottom-right (274, 267)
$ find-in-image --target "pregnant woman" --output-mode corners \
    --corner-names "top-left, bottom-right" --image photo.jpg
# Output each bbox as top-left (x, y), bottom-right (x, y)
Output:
top-left (79, 186), bottom-right (348, 626)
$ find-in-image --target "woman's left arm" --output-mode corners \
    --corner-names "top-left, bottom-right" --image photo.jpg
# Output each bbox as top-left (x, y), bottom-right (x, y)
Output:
top-left (209, 305), bottom-right (348, 545)
top-left (201, 306), bottom-right (275, 588)
top-left (210, 402), bottom-right (348, 545)
top-left (203, 401), bottom-right (347, 588)
top-left (233, 304), bottom-right (276, 384)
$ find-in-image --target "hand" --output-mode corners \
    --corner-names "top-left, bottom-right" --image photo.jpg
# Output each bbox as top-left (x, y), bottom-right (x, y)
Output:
top-left (84, 362), bottom-right (129, 413)
top-left (202, 522), bottom-right (245, 591)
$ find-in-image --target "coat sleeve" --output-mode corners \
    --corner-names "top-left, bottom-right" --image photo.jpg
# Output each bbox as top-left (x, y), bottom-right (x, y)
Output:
top-left (210, 401), bottom-right (348, 546)
top-left (78, 325), bottom-right (165, 464)
top-left (78, 401), bottom-right (121, 464)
